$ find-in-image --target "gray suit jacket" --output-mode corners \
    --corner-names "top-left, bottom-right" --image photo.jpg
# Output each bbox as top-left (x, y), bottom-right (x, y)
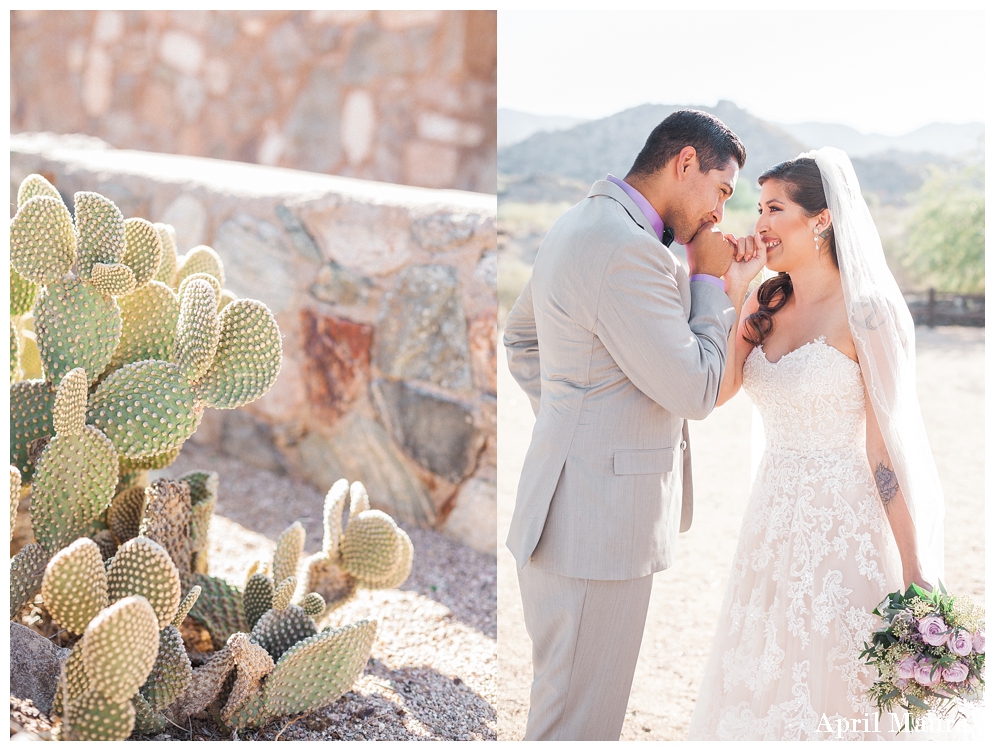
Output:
top-left (504, 180), bottom-right (737, 580)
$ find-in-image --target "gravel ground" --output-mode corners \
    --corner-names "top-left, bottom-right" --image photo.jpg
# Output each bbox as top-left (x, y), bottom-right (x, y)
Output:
top-left (498, 325), bottom-right (985, 741)
top-left (145, 443), bottom-right (496, 741)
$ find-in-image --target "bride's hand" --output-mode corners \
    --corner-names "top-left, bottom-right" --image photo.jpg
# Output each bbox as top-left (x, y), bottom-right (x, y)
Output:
top-left (724, 232), bottom-right (766, 292)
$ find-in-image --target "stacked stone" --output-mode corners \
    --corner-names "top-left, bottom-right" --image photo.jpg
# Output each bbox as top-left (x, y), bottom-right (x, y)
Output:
top-left (10, 10), bottom-right (496, 193)
top-left (12, 134), bottom-right (498, 555)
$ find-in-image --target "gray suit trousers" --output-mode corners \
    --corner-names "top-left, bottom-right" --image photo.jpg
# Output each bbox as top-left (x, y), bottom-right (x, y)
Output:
top-left (518, 562), bottom-right (654, 740)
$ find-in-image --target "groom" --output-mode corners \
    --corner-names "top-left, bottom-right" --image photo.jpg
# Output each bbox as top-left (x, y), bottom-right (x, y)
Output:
top-left (504, 110), bottom-right (756, 740)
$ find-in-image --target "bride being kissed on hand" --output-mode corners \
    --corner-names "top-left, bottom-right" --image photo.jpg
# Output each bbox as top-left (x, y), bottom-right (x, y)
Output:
top-left (688, 147), bottom-right (957, 741)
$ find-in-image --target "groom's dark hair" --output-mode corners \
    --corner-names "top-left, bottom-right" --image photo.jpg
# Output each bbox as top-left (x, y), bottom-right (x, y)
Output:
top-left (628, 109), bottom-right (746, 177)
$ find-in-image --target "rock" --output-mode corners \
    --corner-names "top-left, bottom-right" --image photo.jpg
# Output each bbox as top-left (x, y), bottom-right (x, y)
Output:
top-left (275, 204), bottom-right (323, 263)
top-left (342, 25), bottom-right (409, 84)
top-left (468, 310), bottom-right (497, 394)
top-left (301, 199), bottom-right (414, 276)
top-left (212, 214), bottom-right (295, 314)
top-left (341, 90), bottom-right (376, 165)
top-left (404, 141), bottom-right (459, 189)
top-left (159, 30), bottom-right (204, 75)
top-left (372, 379), bottom-right (483, 484)
top-left (310, 263), bottom-right (373, 306)
top-left (159, 193), bottom-right (207, 252)
top-left (441, 477), bottom-right (496, 555)
top-left (296, 412), bottom-right (435, 527)
top-left (411, 211), bottom-right (477, 252)
top-left (10, 622), bottom-right (70, 716)
top-left (283, 66), bottom-right (342, 174)
top-left (375, 265), bottom-right (472, 392)
top-left (221, 411), bottom-right (284, 473)
top-left (474, 250), bottom-right (497, 290)
top-left (300, 310), bottom-right (372, 420)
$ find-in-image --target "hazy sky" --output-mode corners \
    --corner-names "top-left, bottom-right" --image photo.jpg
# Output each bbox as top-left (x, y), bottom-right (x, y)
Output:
top-left (498, 10), bottom-right (986, 135)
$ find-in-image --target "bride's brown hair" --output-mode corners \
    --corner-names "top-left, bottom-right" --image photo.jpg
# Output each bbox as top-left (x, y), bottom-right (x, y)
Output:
top-left (744, 158), bottom-right (838, 347)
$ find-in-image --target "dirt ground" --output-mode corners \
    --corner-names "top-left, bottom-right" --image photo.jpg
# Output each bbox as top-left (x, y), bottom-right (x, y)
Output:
top-left (496, 325), bottom-right (985, 741)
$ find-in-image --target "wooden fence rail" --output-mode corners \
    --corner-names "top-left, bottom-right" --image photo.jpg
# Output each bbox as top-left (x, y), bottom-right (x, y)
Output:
top-left (905, 289), bottom-right (985, 327)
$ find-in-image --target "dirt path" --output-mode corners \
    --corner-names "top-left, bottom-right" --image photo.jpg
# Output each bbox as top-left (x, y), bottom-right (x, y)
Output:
top-left (497, 326), bottom-right (984, 741)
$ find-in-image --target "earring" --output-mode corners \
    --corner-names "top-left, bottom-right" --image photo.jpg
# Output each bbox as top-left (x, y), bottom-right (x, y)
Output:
top-left (814, 226), bottom-right (820, 250)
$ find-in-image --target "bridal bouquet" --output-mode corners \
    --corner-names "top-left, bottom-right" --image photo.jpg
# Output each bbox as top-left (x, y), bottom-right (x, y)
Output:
top-left (861, 582), bottom-right (985, 726)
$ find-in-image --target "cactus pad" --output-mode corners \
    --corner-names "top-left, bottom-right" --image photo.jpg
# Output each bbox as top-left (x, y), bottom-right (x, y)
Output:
top-left (261, 619), bottom-right (377, 719)
top-left (88, 359), bottom-right (201, 459)
top-left (82, 594), bottom-right (160, 704)
top-left (10, 267), bottom-right (40, 316)
top-left (223, 633), bottom-right (275, 722)
top-left (273, 521), bottom-right (306, 584)
top-left (119, 446), bottom-right (182, 472)
top-left (301, 593), bottom-right (326, 617)
top-left (172, 585), bottom-right (202, 629)
top-left (52, 367), bottom-right (89, 436)
top-left (243, 574), bottom-right (275, 631)
top-left (176, 245), bottom-right (225, 288)
top-left (251, 605), bottom-right (318, 661)
top-left (10, 465), bottom-right (21, 542)
top-left (131, 693), bottom-right (167, 736)
top-left (107, 486), bottom-right (146, 544)
top-left (10, 321), bottom-right (22, 382)
top-left (10, 542), bottom-right (49, 618)
top-left (140, 625), bottom-right (192, 712)
top-left (35, 278), bottom-right (122, 385)
top-left (122, 218), bottom-right (164, 288)
top-left (138, 479), bottom-right (192, 579)
top-left (42, 537), bottom-right (109, 635)
top-left (17, 173), bottom-right (62, 208)
top-left (322, 479), bottom-right (350, 556)
top-left (112, 281), bottom-right (180, 367)
top-left (349, 481), bottom-right (371, 517)
top-left (194, 299), bottom-right (282, 409)
top-left (10, 195), bottom-right (76, 284)
top-left (167, 645), bottom-right (235, 724)
top-left (66, 688), bottom-right (137, 741)
top-left (178, 271), bottom-right (223, 300)
top-left (9, 380), bottom-right (56, 480)
top-left (31, 425), bottom-right (118, 554)
top-left (153, 223), bottom-right (179, 286)
top-left (74, 191), bottom-right (126, 279)
top-left (53, 643), bottom-right (90, 720)
top-left (186, 573), bottom-right (246, 648)
top-left (91, 262), bottom-right (138, 298)
top-left (106, 537), bottom-right (181, 628)
top-left (339, 510), bottom-right (403, 583)
top-left (174, 278), bottom-right (221, 381)
top-left (272, 577), bottom-right (297, 611)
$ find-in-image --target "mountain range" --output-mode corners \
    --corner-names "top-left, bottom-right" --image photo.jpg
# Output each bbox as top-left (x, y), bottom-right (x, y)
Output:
top-left (498, 103), bottom-right (984, 204)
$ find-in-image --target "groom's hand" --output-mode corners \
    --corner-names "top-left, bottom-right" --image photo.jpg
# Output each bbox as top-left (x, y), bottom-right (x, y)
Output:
top-left (685, 225), bottom-right (735, 278)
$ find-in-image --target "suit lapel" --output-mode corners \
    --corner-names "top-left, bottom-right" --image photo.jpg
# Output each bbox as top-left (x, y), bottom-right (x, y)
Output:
top-left (588, 180), bottom-right (657, 239)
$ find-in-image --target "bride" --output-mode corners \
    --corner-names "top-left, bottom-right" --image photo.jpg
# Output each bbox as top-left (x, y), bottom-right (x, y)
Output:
top-left (688, 148), bottom-right (945, 740)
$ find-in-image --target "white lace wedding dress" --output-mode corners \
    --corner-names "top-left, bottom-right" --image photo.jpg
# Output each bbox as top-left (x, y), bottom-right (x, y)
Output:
top-left (688, 336), bottom-right (904, 741)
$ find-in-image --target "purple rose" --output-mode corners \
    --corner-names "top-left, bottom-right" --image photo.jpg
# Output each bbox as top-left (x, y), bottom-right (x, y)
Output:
top-left (942, 662), bottom-right (970, 684)
top-left (918, 615), bottom-right (949, 647)
top-left (973, 630), bottom-right (985, 654)
top-left (896, 656), bottom-right (918, 680)
top-left (914, 660), bottom-right (941, 687)
top-left (948, 628), bottom-right (973, 656)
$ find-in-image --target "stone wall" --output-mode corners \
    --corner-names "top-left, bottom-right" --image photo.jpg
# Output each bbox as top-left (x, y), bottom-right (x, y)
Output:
top-left (11, 9), bottom-right (496, 194)
top-left (11, 133), bottom-right (497, 555)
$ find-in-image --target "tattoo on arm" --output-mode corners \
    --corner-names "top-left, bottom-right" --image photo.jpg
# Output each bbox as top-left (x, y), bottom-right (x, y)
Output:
top-left (875, 462), bottom-right (899, 513)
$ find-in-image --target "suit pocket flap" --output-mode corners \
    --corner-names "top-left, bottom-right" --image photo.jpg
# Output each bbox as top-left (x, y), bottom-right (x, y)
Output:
top-left (613, 448), bottom-right (674, 475)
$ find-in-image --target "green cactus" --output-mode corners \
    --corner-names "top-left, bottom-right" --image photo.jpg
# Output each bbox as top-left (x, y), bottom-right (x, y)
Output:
top-left (122, 218), bottom-right (164, 288)
top-left (30, 369), bottom-right (118, 554)
top-left (9, 195), bottom-right (76, 284)
top-left (10, 465), bottom-right (21, 542)
top-left (186, 573), bottom-right (246, 649)
top-left (227, 620), bottom-right (377, 730)
top-left (171, 584), bottom-right (202, 629)
top-left (9, 379), bottom-right (55, 481)
top-left (251, 605), bottom-right (318, 661)
top-left (65, 687), bottom-right (137, 741)
top-left (82, 595), bottom-right (160, 703)
top-left (111, 282), bottom-right (179, 368)
top-left (10, 320), bottom-right (21, 382)
top-left (153, 223), bottom-right (179, 286)
top-left (243, 573), bottom-right (275, 631)
top-left (140, 625), bottom-right (192, 712)
top-left (74, 191), bottom-right (126, 281)
top-left (10, 267), bottom-right (41, 317)
top-left (107, 486), bottom-right (146, 544)
top-left (301, 592), bottom-right (326, 617)
top-left (10, 542), bottom-right (49, 618)
top-left (41, 537), bottom-right (109, 635)
top-left (17, 173), bottom-right (62, 207)
top-left (105, 537), bottom-right (181, 629)
top-left (175, 245), bottom-right (225, 289)
top-left (131, 692), bottom-right (167, 735)
top-left (273, 521), bottom-right (306, 584)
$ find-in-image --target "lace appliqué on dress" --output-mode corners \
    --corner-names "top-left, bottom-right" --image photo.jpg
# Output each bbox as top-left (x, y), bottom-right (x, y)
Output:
top-left (689, 339), bottom-right (904, 741)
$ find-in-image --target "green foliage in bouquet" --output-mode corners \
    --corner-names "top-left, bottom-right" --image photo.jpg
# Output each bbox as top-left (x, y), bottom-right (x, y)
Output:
top-left (861, 582), bottom-right (985, 728)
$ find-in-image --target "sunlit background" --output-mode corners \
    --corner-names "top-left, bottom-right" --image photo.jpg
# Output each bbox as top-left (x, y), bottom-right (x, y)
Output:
top-left (496, 9), bottom-right (985, 321)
